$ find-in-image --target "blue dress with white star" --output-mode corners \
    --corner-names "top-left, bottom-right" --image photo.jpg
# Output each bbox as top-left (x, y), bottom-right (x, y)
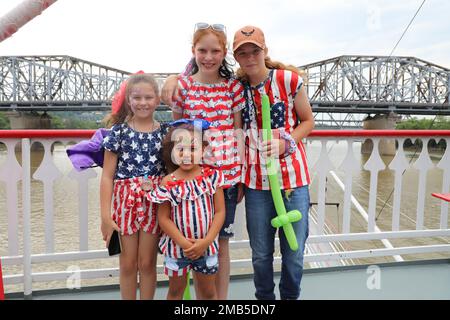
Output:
top-left (102, 122), bottom-right (169, 179)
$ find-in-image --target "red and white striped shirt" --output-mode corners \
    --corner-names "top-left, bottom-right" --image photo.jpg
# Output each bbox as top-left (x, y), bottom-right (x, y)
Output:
top-left (148, 168), bottom-right (224, 259)
top-left (242, 69), bottom-right (311, 190)
top-left (172, 76), bottom-right (246, 188)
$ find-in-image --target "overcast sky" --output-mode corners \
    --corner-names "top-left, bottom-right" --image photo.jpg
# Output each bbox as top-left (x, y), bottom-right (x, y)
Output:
top-left (1, 0), bottom-right (449, 73)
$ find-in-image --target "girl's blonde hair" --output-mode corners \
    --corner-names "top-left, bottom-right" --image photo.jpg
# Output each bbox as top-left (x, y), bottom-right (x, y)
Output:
top-left (103, 73), bottom-right (160, 127)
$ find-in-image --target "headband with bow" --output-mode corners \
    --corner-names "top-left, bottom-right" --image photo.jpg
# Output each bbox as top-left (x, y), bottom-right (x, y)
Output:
top-left (170, 118), bottom-right (210, 130)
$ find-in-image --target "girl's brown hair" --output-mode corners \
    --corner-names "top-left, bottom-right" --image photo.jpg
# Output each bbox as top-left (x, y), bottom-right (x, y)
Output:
top-left (103, 73), bottom-right (160, 128)
top-left (161, 123), bottom-right (209, 173)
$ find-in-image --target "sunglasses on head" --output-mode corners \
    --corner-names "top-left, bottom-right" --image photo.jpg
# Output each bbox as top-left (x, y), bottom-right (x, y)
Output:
top-left (194, 22), bottom-right (226, 34)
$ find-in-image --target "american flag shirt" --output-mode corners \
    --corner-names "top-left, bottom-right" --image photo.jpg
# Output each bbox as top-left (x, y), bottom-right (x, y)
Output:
top-left (242, 69), bottom-right (311, 190)
top-left (103, 123), bottom-right (169, 235)
top-left (172, 76), bottom-right (246, 189)
top-left (148, 168), bottom-right (225, 259)
top-left (102, 123), bottom-right (169, 179)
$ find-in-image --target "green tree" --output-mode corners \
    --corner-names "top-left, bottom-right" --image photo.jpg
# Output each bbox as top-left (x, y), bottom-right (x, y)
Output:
top-left (397, 116), bottom-right (450, 149)
top-left (396, 116), bottom-right (450, 130)
top-left (0, 112), bottom-right (11, 129)
top-left (49, 114), bottom-right (100, 129)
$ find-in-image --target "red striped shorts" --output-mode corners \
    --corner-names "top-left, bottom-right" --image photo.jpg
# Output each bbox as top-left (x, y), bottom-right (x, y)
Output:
top-left (112, 176), bottom-right (162, 236)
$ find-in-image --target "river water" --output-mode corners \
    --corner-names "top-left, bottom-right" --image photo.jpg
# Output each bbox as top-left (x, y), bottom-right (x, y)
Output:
top-left (0, 140), bottom-right (448, 292)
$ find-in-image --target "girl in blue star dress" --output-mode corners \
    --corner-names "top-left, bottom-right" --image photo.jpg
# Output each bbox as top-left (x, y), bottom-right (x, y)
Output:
top-left (100, 73), bottom-right (169, 300)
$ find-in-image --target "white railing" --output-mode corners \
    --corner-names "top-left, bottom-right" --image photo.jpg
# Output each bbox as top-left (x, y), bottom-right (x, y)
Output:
top-left (1, 129), bottom-right (450, 298)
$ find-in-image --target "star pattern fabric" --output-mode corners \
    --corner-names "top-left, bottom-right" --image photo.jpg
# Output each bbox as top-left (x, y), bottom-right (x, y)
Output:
top-left (163, 255), bottom-right (219, 277)
top-left (271, 102), bottom-right (286, 129)
top-left (170, 75), bottom-right (246, 188)
top-left (148, 168), bottom-right (225, 259)
top-left (102, 122), bottom-right (169, 179)
top-left (241, 69), bottom-right (311, 190)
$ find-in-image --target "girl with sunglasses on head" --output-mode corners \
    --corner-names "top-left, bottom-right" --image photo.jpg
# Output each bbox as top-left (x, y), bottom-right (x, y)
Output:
top-left (162, 22), bottom-right (246, 299)
top-left (100, 73), bottom-right (170, 300)
top-left (148, 120), bottom-right (225, 300)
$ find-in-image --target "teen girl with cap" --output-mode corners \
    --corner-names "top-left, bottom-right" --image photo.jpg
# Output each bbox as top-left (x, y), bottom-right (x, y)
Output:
top-left (233, 25), bottom-right (314, 300)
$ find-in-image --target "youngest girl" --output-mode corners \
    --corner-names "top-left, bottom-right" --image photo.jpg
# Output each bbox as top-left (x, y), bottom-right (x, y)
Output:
top-left (148, 119), bottom-right (225, 300)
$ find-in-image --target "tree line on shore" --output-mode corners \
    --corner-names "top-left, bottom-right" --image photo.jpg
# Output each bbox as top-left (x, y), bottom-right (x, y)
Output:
top-left (0, 112), bottom-right (449, 131)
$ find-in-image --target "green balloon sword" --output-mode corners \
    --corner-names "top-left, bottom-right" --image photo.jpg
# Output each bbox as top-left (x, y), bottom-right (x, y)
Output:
top-left (183, 271), bottom-right (191, 300)
top-left (261, 94), bottom-right (302, 251)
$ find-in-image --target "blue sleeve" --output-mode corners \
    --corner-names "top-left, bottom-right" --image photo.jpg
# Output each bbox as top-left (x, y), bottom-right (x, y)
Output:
top-left (102, 124), bottom-right (122, 153)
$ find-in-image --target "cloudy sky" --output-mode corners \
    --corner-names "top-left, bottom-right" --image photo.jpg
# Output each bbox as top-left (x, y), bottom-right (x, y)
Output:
top-left (1, 0), bottom-right (449, 73)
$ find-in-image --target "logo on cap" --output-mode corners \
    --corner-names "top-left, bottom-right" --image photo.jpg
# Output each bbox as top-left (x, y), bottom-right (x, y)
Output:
top-left (241, 29), bottom-right (255, 37)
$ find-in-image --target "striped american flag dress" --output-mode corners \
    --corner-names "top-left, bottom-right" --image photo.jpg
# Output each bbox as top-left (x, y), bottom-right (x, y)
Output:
top-left (148, 168), bottom-right (225, 259)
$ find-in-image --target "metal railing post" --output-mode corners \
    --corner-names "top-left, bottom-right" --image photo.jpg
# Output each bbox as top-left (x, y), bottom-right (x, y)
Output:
top-left (22, 138), bottom-right (32, 299)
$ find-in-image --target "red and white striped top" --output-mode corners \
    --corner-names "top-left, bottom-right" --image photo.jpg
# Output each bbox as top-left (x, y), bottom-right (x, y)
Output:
top-left (148, 168), bottom-right (225, 259)
top-left (242, 69), bottom-right (311, 190)
top-left (172, 76), bottom-right (246, 188)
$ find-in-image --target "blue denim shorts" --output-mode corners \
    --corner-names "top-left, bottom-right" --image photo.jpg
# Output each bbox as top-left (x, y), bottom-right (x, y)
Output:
top-left (164, 254), bottom-right (219, 277)
top-left (220, 184), bottom-right (239, 238)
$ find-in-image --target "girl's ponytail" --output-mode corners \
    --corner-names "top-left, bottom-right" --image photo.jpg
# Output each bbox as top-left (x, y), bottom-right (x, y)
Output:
top-left (264, 57), bottom-right (307, 81)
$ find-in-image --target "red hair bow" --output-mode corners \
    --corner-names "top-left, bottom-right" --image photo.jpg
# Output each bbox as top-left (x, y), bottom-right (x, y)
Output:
top-left (111, 70), bottom-right (145, 114)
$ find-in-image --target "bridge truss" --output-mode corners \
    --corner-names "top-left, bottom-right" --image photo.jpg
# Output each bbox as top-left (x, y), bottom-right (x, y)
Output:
top-left (301, 55), bottom-right (450, 116)
top-left (0, 55), bottom-right (175, 111)
top-left (1, 55), bottom-right (449, 128)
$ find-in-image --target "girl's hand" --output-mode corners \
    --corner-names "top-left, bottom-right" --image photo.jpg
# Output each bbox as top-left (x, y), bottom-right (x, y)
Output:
top-left (236, 183), bottom-right (244, 204)
top-left (161, 75), bottom-right (179, 106)
top-left (183, 238), bottom-right (209, 260)
top-left (260, 137), bottom-right (285, 158)
top-left (101, 218), bottom-right (120, 248)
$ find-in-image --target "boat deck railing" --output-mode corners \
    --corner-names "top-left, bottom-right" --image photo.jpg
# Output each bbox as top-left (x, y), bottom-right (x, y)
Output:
top-left (1, 129), bottom-right (450, 298)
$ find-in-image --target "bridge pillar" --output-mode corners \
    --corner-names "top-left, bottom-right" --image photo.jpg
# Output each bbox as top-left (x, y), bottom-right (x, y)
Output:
top-left (362, 113), bottom-right (400, 156)
top-left (5, 111), bottom-right (52, 129)
top-left (4, 111), bottom-right (52, 152)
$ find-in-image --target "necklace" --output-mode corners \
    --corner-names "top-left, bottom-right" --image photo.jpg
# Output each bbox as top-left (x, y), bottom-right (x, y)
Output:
top-left (132, 117), bottom-right (155, 133)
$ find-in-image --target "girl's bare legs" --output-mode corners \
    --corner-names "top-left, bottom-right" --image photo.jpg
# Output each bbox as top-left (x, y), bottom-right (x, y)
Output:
top-left (119, 233), bottom-right (139, 300)
top-left (167, 274), bottom-right (188, 300)
top-left (193, 271), bottom-right (200, 299)
top-left (195, 272), bottom-right (217, 300)
top-left (216, 238), bottom-right (230, 300)
top-left (138, 231), bottom-right (159, 300)
top-left (194, 244), bottom-right (228, 300)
